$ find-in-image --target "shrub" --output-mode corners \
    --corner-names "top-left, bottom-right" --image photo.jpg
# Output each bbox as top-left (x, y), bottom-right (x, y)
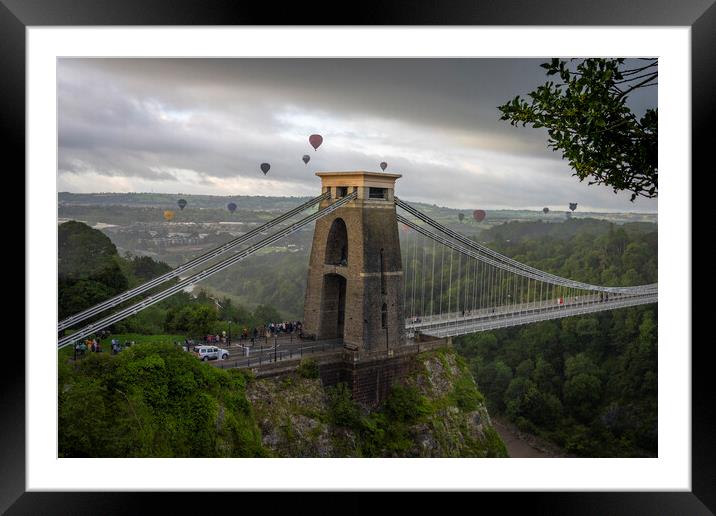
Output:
top-left (297, 358), bottom-right (320, 379)
top-left (327, 383), bottom-right (362, 429)
top-left (452, 375), bottom-right (485, 412)
top-left (385, 384), bottom-right (430, 424)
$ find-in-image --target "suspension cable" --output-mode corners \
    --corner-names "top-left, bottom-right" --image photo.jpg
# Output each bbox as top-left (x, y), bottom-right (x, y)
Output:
top-left (396, 198), bottom-right (656, 295)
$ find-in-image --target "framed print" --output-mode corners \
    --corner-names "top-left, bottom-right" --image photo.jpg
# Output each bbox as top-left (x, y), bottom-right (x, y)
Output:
top-left (5, 0), bottom-right (712, 512)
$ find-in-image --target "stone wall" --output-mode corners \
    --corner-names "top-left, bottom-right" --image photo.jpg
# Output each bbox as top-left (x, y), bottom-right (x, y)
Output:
top-left (252, 339), bottom-right (451, 406)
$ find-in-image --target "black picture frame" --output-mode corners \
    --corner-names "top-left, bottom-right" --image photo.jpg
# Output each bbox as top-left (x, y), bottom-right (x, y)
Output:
top-left (4, 0), bottom-right (711, 513)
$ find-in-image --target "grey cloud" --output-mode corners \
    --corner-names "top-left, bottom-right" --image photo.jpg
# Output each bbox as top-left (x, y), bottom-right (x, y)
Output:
top-left (57, 58), bottom-right (658, 212)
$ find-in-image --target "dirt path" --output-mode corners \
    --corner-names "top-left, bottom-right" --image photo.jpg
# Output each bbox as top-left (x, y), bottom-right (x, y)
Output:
top-left (491, 416), bottom-right (571, 458)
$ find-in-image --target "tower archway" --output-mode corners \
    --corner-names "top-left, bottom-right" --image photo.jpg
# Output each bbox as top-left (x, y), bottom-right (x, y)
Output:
top-left (320, 273), bottom-right (347, 340)
top-left (325, 218), bottom-right (348, 265)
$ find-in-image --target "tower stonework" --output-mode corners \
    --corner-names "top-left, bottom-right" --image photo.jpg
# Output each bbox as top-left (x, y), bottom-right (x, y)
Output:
top-left (303, 171), bottom-right (405, 353)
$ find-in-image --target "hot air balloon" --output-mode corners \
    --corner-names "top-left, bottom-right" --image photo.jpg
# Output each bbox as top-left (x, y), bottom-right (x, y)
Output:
top-left (177, 199), bottom-right (187, 211)
top-left (309, 134), bottom-right (323, 151)
top-left (542, 207), bottom-right (549, 215)
top-left (569, 202), bottom-right (578, 212)
top-left (260, 163), bottom-right (270, 175)
top-left (302, 154), bottom-right (310, 165)
top-left (380, 162), bottom-right (388, 171)
top-left (458, 213), bottom-right (465, 223)
top-left (227, 202), bottom-right (237, 214)
top-left (473, 209), bottom-right (486, 222)
top-left (163, 210), bottom-right (175, 222)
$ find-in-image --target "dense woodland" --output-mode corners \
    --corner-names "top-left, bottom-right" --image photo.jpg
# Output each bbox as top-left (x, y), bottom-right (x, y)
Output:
top-left (453, 220), bottom-right (658, 457)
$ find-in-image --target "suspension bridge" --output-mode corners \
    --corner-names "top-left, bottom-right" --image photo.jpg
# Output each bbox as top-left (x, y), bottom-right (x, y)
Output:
top-left (58, 171), bottom-right (657, 400)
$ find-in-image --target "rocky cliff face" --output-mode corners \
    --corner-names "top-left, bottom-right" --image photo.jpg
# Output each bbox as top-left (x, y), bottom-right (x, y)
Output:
top-left (245, 347), bottom-right (507, 457)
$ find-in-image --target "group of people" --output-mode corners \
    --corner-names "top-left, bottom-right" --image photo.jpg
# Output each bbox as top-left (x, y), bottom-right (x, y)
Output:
top-left (238, 320), bottom-right (303, 345)
top-left (73, 333), bottom-right (134, 358)
top-left (204, 332), bottom-right (229, 345)
top-left (75, 337), bottom-right (101, 355)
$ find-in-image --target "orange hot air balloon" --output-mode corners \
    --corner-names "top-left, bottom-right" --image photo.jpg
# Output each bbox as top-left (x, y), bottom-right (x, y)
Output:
top-left (472, 209), bottom-right (486, 222)
top-left (163, 210), bottom-right (175, 222)
top-left (309, 134), bottom-right (323, 151)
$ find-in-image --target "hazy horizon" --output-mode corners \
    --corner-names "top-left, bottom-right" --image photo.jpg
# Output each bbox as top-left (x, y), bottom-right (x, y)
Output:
top-left (57, 190), bottom-right (657, 215)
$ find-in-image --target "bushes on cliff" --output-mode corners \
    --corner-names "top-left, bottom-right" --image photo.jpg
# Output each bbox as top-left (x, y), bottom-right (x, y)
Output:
top-left (59, 342), bottom-right (265, 457)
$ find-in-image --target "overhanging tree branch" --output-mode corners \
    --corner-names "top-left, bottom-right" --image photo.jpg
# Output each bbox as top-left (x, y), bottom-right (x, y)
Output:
top-left (497, 58), bottom-right (658, 202)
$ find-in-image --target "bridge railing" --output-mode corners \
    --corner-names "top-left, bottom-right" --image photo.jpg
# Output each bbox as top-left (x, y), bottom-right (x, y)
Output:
top-left (212, 338), bottom-right (345, 370)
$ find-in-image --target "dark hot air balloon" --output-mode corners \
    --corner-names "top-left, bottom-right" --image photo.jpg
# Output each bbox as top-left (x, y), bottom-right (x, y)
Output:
top-left (473, 209), bottom-right (486, 222)
top-left (309, 134), bottom-right (323, 151)
top-left (227, 202), bottom-right (237, 213)
top-left (260, 163), bottom-right (270, 175)
top-left (542, 207), bottom-right (549, 214)
top-left (458, 213), bottom-right (465, 223)
top-left (569, 202), bottom-right (578, 212)
top-left (177, 199), bottom-right (187, 211)
top-left (302, 154), bottom-right (310, 165)
top-left (380, 162), bottom-right (387, 171)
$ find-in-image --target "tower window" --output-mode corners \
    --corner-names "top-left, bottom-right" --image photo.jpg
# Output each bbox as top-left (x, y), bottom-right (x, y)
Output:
top-left (369, 187), bottom-right (387, 199)
top-left (336, 186), bottom-right (348, 197)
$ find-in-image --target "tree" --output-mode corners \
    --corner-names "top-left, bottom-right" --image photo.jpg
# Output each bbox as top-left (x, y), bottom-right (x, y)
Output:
top-left (498, 58), bottom-right (657, 201)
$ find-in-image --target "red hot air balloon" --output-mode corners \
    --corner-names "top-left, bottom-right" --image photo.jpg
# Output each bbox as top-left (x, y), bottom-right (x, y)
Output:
top-left (473, 209), bottom-right (486, 222)
top-left (309, 134), bottom-right (323, 151)
top-left (380, 162), bottom-right (388, 171)
top-left (260, 163), bottom-right (270, 175)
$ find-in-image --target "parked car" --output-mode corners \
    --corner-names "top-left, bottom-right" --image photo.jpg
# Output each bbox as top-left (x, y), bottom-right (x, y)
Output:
top-left (192, 346), bottom-right (230, 361)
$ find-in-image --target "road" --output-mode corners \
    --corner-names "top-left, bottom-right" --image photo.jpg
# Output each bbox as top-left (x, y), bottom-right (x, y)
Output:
top-left (193, 333), bottom-right (343, 369)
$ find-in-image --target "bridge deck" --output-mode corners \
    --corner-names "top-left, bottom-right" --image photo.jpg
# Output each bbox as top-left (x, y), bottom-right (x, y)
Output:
top-left (407, 293), bottom-right (657, 338)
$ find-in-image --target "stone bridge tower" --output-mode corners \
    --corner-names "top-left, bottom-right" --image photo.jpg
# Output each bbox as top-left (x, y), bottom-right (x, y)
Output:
top-left (303, 171), bottom-right (405, 353)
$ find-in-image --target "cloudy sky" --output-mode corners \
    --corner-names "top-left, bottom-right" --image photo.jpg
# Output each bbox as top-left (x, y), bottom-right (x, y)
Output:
top-left (57, 58), bottom-right (657, 213)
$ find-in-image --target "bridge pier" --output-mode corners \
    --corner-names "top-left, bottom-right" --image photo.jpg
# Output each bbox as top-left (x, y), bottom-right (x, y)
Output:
top-left (252, 336), bottom-right (451, 407)
top-left (303, 171), bottom-right (406, 353)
